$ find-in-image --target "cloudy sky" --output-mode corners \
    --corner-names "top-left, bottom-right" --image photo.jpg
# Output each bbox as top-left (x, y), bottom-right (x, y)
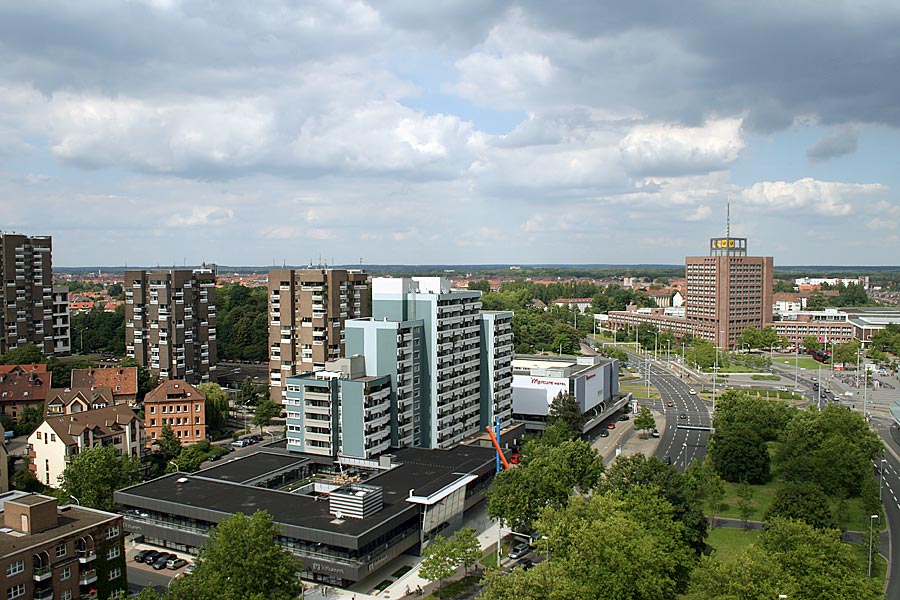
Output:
top-left (2, 1), bottom-right (899, 267)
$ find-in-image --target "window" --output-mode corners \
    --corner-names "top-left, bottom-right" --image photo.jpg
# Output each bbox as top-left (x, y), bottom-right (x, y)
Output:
top-left (7, 583), bottom-right (25, 600)
top-left (106, 526), bottom-right (120, 539)
top-left (107, 546), bottom-right (120, 560)
top-left (62, 591), bottom-right (72, 600)
top-left (60, 566), bottom-right (71, 580)
top-left (149, 406), bottom-right (155, 414)
top-left (36, 431), bottom-right (41, 440)
top-left (195, 404), bottom-right (201, 412)
top-left (5, 559), bottom-right (24, 577)
top-left (108, 567), bottom-right (121, 580)
top-left (50, 434), bottom-right (56, 442)
top-left (56, 543), bottom-right (67, 558)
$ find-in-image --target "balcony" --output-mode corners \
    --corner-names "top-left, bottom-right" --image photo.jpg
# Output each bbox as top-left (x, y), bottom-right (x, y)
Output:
top-left (34, 588), bottom-right (53, 600)
top-left (33, 565), bottom-right (52, 581)
top-left (77, 548), bottom-right (96, 563)
top-left (79, 568), bottom-right (98, 585)
top-left (80, 591), bottom-right (98, 600)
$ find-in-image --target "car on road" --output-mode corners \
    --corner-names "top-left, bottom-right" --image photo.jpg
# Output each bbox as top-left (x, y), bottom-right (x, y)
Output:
top-left (599, 430), bottom-right (610, 438)
top-left (167, 558), bottom-right (189, 570)
top-left (678, 413), bottom-right (687, 420)
top-left (651, 429), bottom-right (660, 438)
top-left (508, 543), bottom-right (531, 559)
top-left (667, 400), bottom-right (674, 407)
top-left (606, 423), bottom-right (616, 429)
top-left (618, 414), bottom-right (630, 421)
top-left (689, 389), bottom-right (696, 395)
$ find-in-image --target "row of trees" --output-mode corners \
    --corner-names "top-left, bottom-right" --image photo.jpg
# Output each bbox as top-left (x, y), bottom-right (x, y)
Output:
top-left (420, 528), bottom-right (482, 589)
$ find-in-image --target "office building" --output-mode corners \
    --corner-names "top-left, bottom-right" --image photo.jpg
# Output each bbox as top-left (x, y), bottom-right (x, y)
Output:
top-left (124, 267), bottom-right (217, 384)
top-left (142, 380), bottom-right (206, 447)
top-left (267, 269), bottom-right (370, 403)
top-left (685, 236), bottom-right (773, 349)
top-left (0, 233), bottom-right (54, 355)
top-left (0, 493), bottom-right (126, 600)
top-left (285, 356), bottom-right (392, 459)
top-left (115, 445), bottom-right (495, 588)
top-left (511, 354), bottom-right (621, 433)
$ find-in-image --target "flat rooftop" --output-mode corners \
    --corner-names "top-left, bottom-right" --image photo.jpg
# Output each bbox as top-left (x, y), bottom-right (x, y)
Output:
top-left (116, 445), bottom-right (495, 539)
top-left (0, 505), bottom-right (119, 557)
top-left (195, 451), bottom-right (310, 484)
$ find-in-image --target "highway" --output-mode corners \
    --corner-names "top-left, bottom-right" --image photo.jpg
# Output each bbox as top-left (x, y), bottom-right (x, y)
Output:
top-left (626, 352), bottom-right (710, 471)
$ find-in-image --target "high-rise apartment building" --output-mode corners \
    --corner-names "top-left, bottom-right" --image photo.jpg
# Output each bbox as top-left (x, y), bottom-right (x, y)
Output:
top-left (267, 269), bottom-right (369, 403)
top-left (284, 356), bottom-right (392, 459)
top-left (0, 233), bottom-right (54, 355)
top-left (685, 236), bottom-right (774, 349)
top-left (124, 268), bottom-right (217, 384)
top-left (479, 311), bottom-right (514, 430)
top-left (51, 285), bottom-right (71, 355)
top-left (371, 277), bottom-right (485, 449)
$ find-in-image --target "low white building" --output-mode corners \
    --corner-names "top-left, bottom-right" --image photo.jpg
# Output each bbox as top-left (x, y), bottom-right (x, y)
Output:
top-left (28, 396), bottom-right (142, 487)
top-left (511, 354), bottom-right (619, 433)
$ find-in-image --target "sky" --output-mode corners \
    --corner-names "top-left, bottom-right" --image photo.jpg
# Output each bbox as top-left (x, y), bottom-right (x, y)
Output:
top-left (2, 1), bottom-right (900, 267)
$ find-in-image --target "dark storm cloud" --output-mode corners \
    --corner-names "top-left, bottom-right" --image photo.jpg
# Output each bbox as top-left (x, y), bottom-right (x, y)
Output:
top-left (806, 126), bottom-right (860, 162)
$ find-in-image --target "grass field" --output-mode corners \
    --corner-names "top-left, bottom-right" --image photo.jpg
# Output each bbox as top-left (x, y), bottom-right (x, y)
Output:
top-left (706, 527), bottom-right (760, 556)
top-left (848, 540), bottom-right (888, 587)
top-left (620, 383), bottom-right (661, 399)
top-left (773, 356), bottom-right (828, 371)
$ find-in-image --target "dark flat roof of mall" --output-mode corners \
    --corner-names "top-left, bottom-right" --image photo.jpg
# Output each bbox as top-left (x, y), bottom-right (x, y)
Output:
top-left (196, 452), bottom-right (310, 484)
top-left (116, 445), bottom-right (495, 537)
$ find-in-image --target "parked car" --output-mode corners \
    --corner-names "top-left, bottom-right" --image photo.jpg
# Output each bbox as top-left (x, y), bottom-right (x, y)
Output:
top-left (618, 414), bottom-right (630, 421)
top-left (516, 558), bottom-right (534, 571)
top-left (141, 550), bottom-right (162, 564)
top-left (599, 430), bottom-right (610, 438)
top-left (248, 435), bottom-right (262, 444)
top-left (153, 553), bottom-right (174, 570)
top-left (231, 439), bottom-right (248, 449)
top-left (184, 564), bottom-right (196, 576)
top-left (208, 452), bottom-right (222, 461)
top-left (651, 429), bottom-right (660, 438)
top-left (134, 549), bottom-right (152, 563)
top-left (606, 423), bottom-right (616, 429)
top-left (509, 453), bottom-right (521, 465)
top-left (508, 543), bottom-right (530, 559)
top-left (167, 557), bottom-right (188, 570)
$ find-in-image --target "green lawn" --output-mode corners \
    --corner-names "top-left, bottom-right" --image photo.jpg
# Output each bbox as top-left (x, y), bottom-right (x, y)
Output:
top-left (847, 540), bottom-right (888, 587)
top-left (773, 356), bottom-right (828, 371)
top-left (425, 575), bottom-right (482, 599)
top-left (716, 479), bottom-right (780, 521)
top-left (706, 527), bottom-right (760, 557)
top-left (620, 384), bottom-right (661, 399)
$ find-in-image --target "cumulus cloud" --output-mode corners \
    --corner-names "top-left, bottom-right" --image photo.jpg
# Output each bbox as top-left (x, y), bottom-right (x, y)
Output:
top-left (740, 178), bottom-right (886, 216)
top-left (806, 126), bottom-right (859, 162)
top-left (619, 119), bottom-right (745, 178)
top-left (167, 206), bottom-right (234, 227)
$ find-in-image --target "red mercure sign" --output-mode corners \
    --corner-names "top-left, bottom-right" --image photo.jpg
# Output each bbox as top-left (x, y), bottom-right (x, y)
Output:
top-left (531, 377), bottom-right (567, 386)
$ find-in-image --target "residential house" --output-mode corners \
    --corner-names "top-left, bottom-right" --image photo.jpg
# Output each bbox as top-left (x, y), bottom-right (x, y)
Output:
top-left (0, 364), bottom-right (52, 423)
top-left (70, 367), bottom-right (138, 406)
top-left (142, 380), bottom-right (206, 447)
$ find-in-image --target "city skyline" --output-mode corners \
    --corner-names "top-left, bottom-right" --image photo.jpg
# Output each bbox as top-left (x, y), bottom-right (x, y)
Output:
top-left (2, 2), bottom-right (900, 267)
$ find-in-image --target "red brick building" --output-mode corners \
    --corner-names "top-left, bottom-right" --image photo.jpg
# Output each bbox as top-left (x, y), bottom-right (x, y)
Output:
top-left (143, 380), bottom-right (206, 446)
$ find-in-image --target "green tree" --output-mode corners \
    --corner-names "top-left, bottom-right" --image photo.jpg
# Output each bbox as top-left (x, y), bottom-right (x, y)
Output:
top-left (487, 438), bottom-right (604, 532)
top-left (252, 399), bottom-right (280, 434)
top-left (548, 391), bottom-right (585, 435)
top-left (57, 445), bottom-right (140, 510)
top-left (736, 481), bottom-right (754, 531)
top-left (419, 535), bottom-right (458, 591)
top-left (237, 376), bottom-right (263, 407)
top-left (599, 453), bottom-right (708, 555)
top-left (198, 382), bottom-right (230, 434)
top-left (14, 464), bottom-right (46, 492)
top-left (14, 404), bottom-right (43, 436)
top-left (833, 339), bottom-right (862, 368)
top-left (765, 482), bottom-right (834, 529)
top-left (167, 510), bottom-right (302, 600)
top-left (168, 440), bottom-right (225, 473)
top-left (802, 335), bottom-right (822, 351)
top-left (633, 405), bottom-right (656, 437)
top-left (0, 343), bottom-right (44, 365)
top-left (708, 424), bottom-right (770, 484)
top-left (454, 527), bottom-right (481, 575)
top-left (685, 546), bottom-right (796, 600)
top-left (157, 424), bottom-right (184, 461)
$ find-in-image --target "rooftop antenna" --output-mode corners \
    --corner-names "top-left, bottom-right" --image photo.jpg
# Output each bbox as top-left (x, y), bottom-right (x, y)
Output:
top-left (726, 199), bottom-right (731, 238)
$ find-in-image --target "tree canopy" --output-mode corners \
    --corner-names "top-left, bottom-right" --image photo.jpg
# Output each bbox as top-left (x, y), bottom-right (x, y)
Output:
top-left (57, 445), bottom-right (140, 510)
top-left (167, 510), bottom-right (303, 600)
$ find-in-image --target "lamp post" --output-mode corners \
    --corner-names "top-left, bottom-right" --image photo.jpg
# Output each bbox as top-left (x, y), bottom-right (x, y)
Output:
top-left (864, 368), bottom-right (869, 421)
top-left (654, 330), bottom-right (659, 362)
top-left (794, 342), bottom-right (800, 389)
top-left (869, 514), bottom-right (879, 577)
top-left (169, 461), bottom-right (180, 473)
top-left (69, 495), bottom-right (80, 506)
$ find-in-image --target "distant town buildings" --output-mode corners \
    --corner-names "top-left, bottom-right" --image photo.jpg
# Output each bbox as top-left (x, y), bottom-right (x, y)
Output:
top-left (124, 267), bottom-right (217, 384)
top-left (0, 233), bottom-right (63, 356)
top-left (267, 269), bottom-right (370, 404)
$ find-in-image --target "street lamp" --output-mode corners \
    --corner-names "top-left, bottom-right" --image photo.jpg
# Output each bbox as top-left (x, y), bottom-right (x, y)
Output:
top-left (869, 514), bottom-right (879, 577)
top-left (69, 495), bottom-right (80, 506)
top-left (169, 460), bottom-right (180, 473)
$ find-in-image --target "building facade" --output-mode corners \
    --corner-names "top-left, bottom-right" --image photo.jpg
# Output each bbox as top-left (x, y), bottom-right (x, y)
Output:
top-left (51, 286), bottom-right (71, 355)
top-left (372, 278), bottom-right (484, 449)
top-left (285, 356), bottom-right (393, 459)
top-left (0, 493), bottom-right (126, 600)
top-left (268, 269), bottom-right (370, 403)
top-left (0, 364), bottom-right (52, 423)
top-left (28, 398), bottom-right (142, 487)
top-left (0, 233), bottom-right (54, 355)
top-left (124, 268), bottom-right (217, 384)
top-left (478, 311), bottom-right (514, 430)
top-left (70, 367), bottom-right (139, 406)
top-left (142, 380), bottom-right (206, 447)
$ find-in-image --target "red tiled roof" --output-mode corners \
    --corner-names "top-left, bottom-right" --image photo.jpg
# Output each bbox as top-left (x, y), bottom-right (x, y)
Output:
top-left (43, 403), bottom-right (140, 446)
top-left (144, 380), bottom-right (205, 403)
top-left (0, 364), bottom-right (52, 402)
top-left (70, 367), bottom-right (138, 397)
